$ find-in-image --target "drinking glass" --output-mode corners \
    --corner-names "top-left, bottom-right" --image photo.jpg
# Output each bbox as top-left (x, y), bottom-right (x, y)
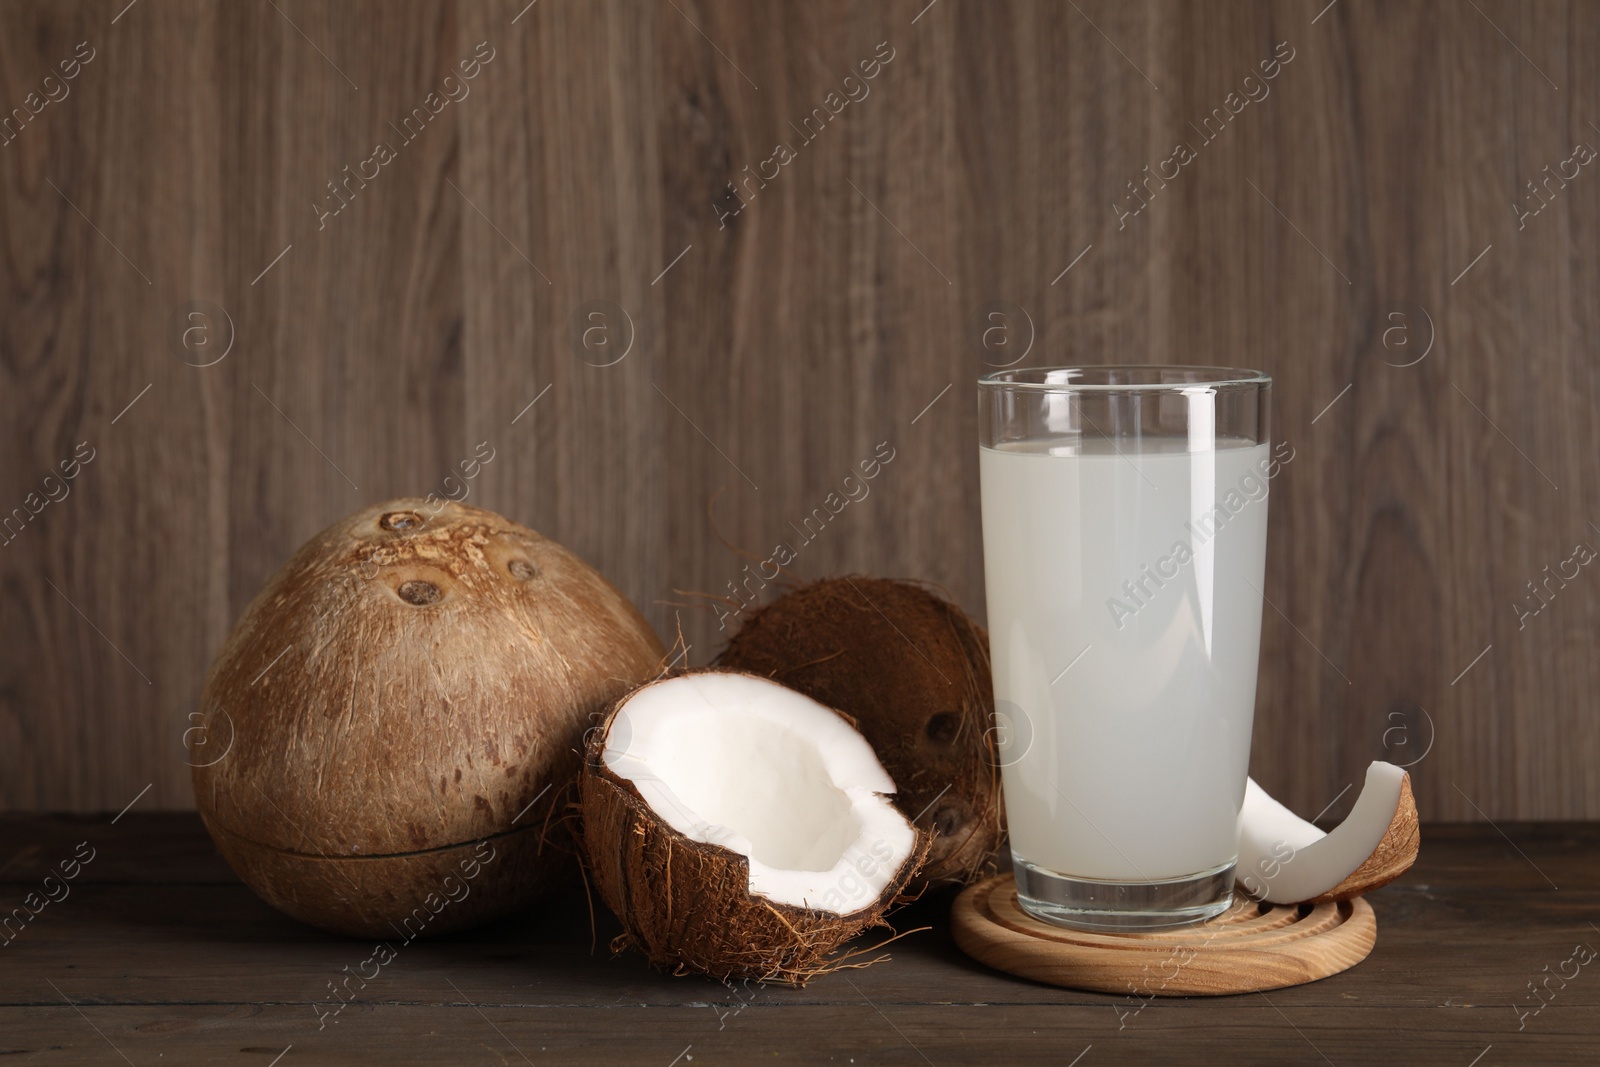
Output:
top-left (978, 366), bottom-right (1273, 930)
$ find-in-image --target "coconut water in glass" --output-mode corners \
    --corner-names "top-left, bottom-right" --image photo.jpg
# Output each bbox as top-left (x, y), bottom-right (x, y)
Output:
top-left (978, 366), bottom-right (1272, 930)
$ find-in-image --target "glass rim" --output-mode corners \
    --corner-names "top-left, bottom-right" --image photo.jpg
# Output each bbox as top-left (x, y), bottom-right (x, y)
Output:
top-left (978, 365), bottom-right (1271, 392)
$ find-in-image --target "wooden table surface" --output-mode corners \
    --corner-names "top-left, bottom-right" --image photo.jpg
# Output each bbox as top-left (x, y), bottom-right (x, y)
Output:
top-left (1, 815), bottom-right (1594, 1065)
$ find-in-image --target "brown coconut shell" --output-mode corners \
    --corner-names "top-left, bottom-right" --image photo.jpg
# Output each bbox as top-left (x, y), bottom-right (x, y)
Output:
top-left (580, 670), bottom-right (930, 985)
top-left (717, 577), bottom-right (1002, 888)
top-left (1306, 773), bottom-right (1421, 904)
top-left (192, 498), bottom-right (665, 937)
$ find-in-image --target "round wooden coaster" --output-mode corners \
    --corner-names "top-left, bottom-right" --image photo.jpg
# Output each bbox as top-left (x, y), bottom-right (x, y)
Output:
top-left (951, 875), bottom-right (1376, 996)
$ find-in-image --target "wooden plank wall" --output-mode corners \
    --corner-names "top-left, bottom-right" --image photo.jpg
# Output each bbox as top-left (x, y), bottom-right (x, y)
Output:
top-left (0, 0), bottom-right (1594, 819)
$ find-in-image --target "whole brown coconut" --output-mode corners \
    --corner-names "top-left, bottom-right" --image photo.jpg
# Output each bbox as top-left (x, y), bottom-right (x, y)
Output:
top-left (191, 499), bottom-right (665, 937)
top-left (718, 577), bottom-right (1002, 887)
top-left (580, 669), bottom-right (929, 985)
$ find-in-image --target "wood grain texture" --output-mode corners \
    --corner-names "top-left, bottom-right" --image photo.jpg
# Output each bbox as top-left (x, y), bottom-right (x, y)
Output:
top-left (1, 815), bottom-right (1597, 1063)
top-left (951, 874), bottom-right (1376, 995)
top-left (0, 0), bottom-right (1596, 817)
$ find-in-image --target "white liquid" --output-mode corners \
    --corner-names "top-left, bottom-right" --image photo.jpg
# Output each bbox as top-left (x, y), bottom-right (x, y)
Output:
top-left (979, 436), bottom-right (1270, 881)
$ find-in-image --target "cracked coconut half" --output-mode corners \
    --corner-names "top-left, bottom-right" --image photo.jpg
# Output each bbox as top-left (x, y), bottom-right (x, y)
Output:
top-left (718, 577), bottom-right (1003, 889)
top-left (580, 670), bottom-right (928, 984)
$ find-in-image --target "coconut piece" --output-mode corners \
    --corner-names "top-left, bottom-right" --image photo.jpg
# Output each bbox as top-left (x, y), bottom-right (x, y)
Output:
top-left (717, 577), bottom-right (1001, 888)
top-left (192, 498), bottom-right (665, 937)
top-left (1237, 761), bottom-right (1420, 905)
top-left (580, 670), bottom-right (927, 984)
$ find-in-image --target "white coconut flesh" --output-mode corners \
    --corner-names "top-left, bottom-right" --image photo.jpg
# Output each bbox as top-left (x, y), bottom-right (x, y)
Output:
top-left (602, 673), bottom-right (918, 913)
top-left (1237, 760), bottom-right (1409, 905)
